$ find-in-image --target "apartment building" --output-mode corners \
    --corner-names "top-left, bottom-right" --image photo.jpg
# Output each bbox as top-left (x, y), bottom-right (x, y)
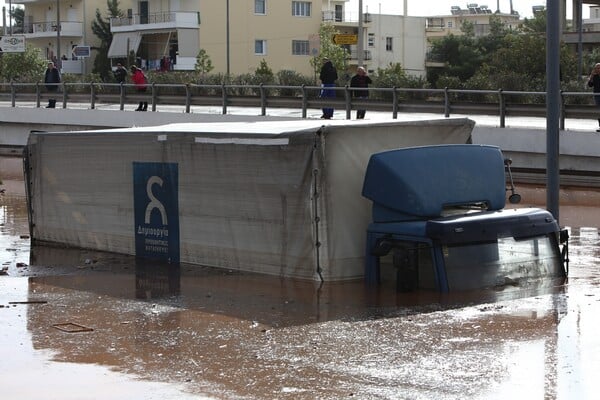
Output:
top-left (12, 0), bottom-right (98, 74)
top-left (425, 3), bottom-right (520, 39)
top-left (9, 0), bottom-right (425, 78)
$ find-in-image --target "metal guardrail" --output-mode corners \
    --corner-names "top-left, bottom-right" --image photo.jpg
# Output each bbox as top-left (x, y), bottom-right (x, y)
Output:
top-left (1, 82), bottom-right (599, 129)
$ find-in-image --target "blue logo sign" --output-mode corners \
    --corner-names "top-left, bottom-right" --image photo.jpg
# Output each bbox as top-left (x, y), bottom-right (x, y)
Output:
top-left (133, 162), bottom-right (180, 263)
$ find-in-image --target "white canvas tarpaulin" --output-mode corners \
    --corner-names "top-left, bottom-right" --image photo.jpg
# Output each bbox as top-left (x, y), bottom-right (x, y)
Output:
top-left (25, 118), bottom-right (474, 281)
top-left (108, 32), bottom-right (142, 58)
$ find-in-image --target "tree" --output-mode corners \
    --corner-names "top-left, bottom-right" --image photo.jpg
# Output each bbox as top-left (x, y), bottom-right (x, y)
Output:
top-left (9, 7), bottom-right (24, 34)
top-left (254, 59), bottom-right (274, 83)
top-left (91, 0), bottom-right (124, 80)
top-left (309, 23), bottom-right (348, 81)
top-left (0, 44), bottom-right (46, 82)
top-left (194, 49), bottom-right (214, 78)
top-left (427, 34), bottom-right (485, 86)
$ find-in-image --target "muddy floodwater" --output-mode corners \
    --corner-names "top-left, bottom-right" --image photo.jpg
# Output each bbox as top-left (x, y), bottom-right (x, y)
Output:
top-left (1, 156), bottom-right (599, 400)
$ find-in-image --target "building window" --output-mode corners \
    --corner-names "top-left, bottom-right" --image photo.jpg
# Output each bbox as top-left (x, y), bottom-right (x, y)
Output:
top-left (255, 0), bottom-right (266, 14)
top-left (255, 40), bottom-right (267, 55)
top-left (292, 1), bottom-right (311, 17)
top-left (292, 40), bottom-right (309, 55)
top-left (386, 37), bottom-right (393, 51)
top-left (368, 33), bottom-right (375, 47)
top-left (447, 21), bottom-right (453, 28)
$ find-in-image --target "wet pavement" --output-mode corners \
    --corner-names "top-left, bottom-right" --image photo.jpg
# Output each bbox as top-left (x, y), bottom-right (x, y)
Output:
top-left (1, 157), bottom-right (600, 399)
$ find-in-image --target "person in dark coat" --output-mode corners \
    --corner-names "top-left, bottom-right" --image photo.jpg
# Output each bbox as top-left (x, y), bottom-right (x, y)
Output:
top-left (350, 67), bottom-right (372, 119)
top-left (44, 61), bottom-right (61, 108)
top-left (588, 62), bottom-right (600, 132)
top-left (319, 58), bottom-right (338, 119)
top-left (113, 63), bottom-right (128, 84)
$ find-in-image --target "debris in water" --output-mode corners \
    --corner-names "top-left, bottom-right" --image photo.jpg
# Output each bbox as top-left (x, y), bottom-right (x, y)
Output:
top-left (52, 322), bottom-right (94, 333)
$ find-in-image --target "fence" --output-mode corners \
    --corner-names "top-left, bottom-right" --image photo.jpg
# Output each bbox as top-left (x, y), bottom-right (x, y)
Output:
top-left (1, 82), bottom-right (599, 129)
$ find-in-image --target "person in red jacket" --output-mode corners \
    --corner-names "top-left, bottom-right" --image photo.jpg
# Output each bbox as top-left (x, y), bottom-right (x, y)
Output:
top-left (130, 65), bottom-right (148, 111)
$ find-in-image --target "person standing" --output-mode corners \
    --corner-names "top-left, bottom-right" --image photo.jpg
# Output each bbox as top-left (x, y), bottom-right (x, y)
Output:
top-left (130, 65), bottom-right (148, 111)
top-left (113, 63), bottom-right (128, 84)
top-left (350, 67), bottom-right (372, 119)
top-left (588, 63), bottom-right (600, 132)
top-left (44, 61), bottom-right (61, 108)
top-left (319, 58), bottom-right (338, 119)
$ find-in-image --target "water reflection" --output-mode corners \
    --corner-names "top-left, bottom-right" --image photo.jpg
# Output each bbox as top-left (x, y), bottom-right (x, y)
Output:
top-left (135, 259), bottom-right (181, 300)
top-left (24, 242), bottom-right (570, 329)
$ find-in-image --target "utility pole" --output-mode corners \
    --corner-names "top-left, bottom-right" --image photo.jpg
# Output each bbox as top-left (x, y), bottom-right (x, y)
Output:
top-left (226, 0), bottom-right (230, 80)
top-left (56, 0), bottom-right (61, 69)
top-left (357, 0), bottom-right (363, 67)
top-left (546, 0), bottom-right (560, 222)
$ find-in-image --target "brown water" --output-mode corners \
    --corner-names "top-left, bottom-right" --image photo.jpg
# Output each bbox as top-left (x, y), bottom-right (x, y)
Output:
top-left (1, 158), bottom-right (599, 400)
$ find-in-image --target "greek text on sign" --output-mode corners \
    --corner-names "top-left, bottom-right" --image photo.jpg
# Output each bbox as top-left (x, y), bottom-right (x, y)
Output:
top-left (0, 35), bottom-right (26, 53)
top-left (72, 45), bottom-right (91, 58)
top-left (332, 34), bottom-right (358, 45)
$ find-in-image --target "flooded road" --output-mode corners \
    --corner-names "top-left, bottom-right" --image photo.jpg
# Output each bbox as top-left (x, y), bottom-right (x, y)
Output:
top-left (1, 156), bottom-right (599, 399)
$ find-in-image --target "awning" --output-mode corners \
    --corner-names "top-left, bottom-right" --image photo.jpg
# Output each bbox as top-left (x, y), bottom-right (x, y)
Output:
top-left (107, 32), bottom-right (142, 58)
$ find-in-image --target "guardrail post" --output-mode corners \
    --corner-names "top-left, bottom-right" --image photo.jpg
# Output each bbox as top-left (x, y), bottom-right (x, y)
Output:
top-left (345, 85), bottom-right (351, 120)
top-left (185, 83), bottom-right (191, 113)
top-left (151, 83), bottom-right (157, 112)
top-left (10, 82), bottom-right (15, 107)
top-left (61, 83), bottom-right (67, 109)
top-left (498, 89), bottom-right (505, 128)
top-left (222, 84), bottom-right (227, 115)
top-left (90, 83), bottom-right (96, 110)
top-left (444, 87), bottom-right (450, 117)
top-left (119, 83), bottom-right (125, 110)
top-left (35, 83), bottom-right (41, 108)
top-left (301, 85), bottom-right (307, 119)
top-left (260, 84), bottom-right (266, 116)
top-left (392, 87), bottom-right (398, 119)
top-left (559, 90), bottom-right (565, 130)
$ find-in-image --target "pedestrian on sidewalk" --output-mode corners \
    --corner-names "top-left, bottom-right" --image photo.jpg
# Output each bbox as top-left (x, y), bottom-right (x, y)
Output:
top-left (44, 61), bottom-right (61, 108)
top-left (350, 67), bottom-right (372, 119)
top-left (587, 62), bottom-right (600, 132)
top-left (131, 65), bottom-right (148, 111)
top-left (319, 58), bottom-right (338, 119)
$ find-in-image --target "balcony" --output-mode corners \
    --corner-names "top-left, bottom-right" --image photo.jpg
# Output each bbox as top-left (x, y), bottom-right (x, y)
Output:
top-left (111, 11), bottom-right (200, 33)
top-left (563, 30), bottom-right (600, 44)
top-left (22, 21), bottom-right (83, 38)
top-left (348, 49), bottom-right (372, 61)
top-left (322, 11), bottom-right (370, 25)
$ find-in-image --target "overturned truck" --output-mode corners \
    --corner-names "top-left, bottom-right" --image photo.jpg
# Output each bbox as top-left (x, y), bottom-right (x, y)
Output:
top-left (24, 118), bottom-right (567, 288)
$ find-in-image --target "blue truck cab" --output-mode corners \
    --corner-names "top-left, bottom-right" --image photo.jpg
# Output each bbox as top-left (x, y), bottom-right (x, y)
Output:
top-left (362, 144), bottom-right (569, 292)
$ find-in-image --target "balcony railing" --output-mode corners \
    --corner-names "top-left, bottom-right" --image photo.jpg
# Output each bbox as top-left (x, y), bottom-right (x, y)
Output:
top-left (111, 11), bottom-right (200, 28)
top-left (349, 49), bottom-right (372, 60)
top-left (322, 11), bottom-right (369, 24)
top-left (22, 21), bottom-right (83, 36)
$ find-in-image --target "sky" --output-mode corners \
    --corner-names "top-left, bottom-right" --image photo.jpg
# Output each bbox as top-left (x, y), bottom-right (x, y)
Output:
top-left (348, 1), bottom-right (588, 19)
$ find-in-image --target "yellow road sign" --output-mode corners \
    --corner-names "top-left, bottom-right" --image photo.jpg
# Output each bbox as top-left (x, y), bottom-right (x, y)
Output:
top-left (332, 34), bottom-right (358, 45)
